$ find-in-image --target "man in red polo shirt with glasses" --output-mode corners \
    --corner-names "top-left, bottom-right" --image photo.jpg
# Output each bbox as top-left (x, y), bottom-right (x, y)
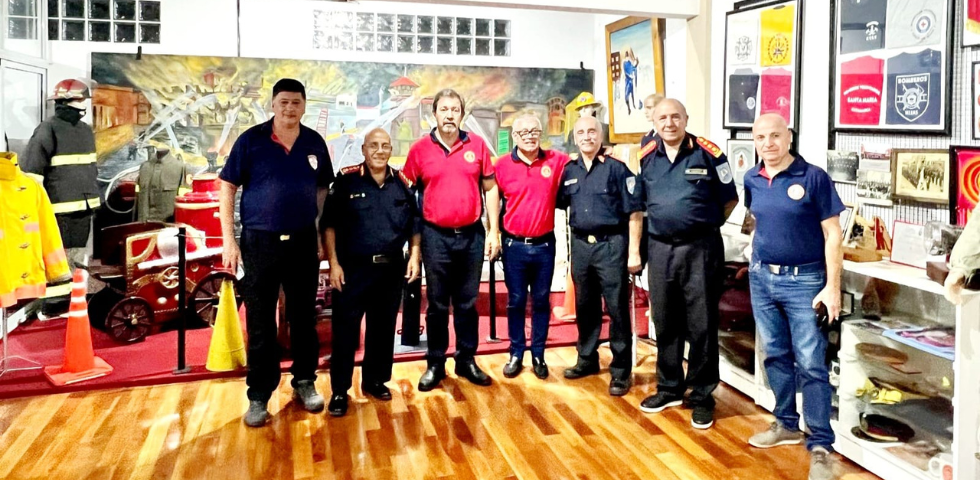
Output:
top-left (493, 113), bottom-right (569, 380)
top-left (402, 88), bottom-right (501, 392)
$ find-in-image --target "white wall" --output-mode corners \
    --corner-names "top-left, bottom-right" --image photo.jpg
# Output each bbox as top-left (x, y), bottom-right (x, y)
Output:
top-left (709, 0), bottom-right (831, 168)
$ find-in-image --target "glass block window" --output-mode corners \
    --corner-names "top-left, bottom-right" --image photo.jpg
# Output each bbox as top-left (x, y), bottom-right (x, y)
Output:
top-left (43, 0), bottom-right (160, 42)
top-left (6, 0), bottom-right (38, 39)
top-left (313, 9), bottom-right (510, 56)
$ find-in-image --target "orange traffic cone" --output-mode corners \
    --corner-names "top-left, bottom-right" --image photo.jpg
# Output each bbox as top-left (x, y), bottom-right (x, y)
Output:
top-left (44, 269), bottom-right (113, 386)
top-left (552, 267), bottom-right (577, 321)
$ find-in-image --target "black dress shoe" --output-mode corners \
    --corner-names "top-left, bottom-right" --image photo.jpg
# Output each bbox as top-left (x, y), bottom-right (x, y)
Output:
top-left (327, 394), bottom-right (349, 417)
top-left (502, 356), bottom-right (523, 378)
top-left (609, 378), bottom-right (632, 396)
top-left (455, 360), bottom-right (492, 386)
top-left (418, 365), bottom-right (446, 392)
top-left (532, 356), bottom-right (549, 379)
top-left (362, 382), bottom-right (392, 401)
top-left (563, 362), bottom-right (600, 379)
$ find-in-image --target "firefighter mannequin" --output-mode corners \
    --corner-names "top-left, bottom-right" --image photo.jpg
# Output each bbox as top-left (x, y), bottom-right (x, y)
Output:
top-left (564, 92), bottom-right (611, 151)
top-left (21, 79), bottom-right (100, 318)
top-left (137, 145), bottom-right (187, 222)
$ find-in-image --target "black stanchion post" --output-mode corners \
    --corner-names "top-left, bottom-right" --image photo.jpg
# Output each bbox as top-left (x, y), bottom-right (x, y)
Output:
top-left (174, 227), bottom-right (191, 374)
top-left (487, 257), bottom-right (500, 342)
top-left (400, 278), bottom-right (421, 346)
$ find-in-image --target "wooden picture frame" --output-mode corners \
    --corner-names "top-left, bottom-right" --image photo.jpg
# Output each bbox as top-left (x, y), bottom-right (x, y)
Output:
top-left (722, 0), bottom-right (802, 130)
top-left (726, 139), bottom-right (757, 186)
top-left (830, 0), bottom-right (954, 134)
top-left (840, 203), bottom-right (857, 241)
top-left (964, 0), bottom-right (980, 47)
top-left (889, 149), bottom-right (949, 204)
top-left (950, 145), bottom-right (980, 225)
top-left (604, 16), bottom-right (665, 144)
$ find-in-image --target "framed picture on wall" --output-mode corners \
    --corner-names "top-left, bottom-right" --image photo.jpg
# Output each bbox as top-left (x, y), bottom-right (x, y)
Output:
top-left (973, 61), bottom-right (980, 139)
top-left (604, 16), bottom-right (666, 144)
top-left (840, 203), bottom-right (856, 241)
top-left (890, 149), bottom-right (949, 204)
top-left (827, 150), bottom-right (859, 183)
top-left (726, 139), bottom-right (757, 186)
top-left (722, 0), bottom-right (802, 130)
top-left (964, 1), bottom-right (980, 46)
top-left (950, 145), bottom-right (980, 225)
top-left (831, 0), bottom-right (953, 134)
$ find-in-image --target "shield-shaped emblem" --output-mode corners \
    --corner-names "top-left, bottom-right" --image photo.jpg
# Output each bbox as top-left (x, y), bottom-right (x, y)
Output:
top-left (894, 73), bottom-right (930, 122)
top-left (308, 154), bottom-right (318, 170)
top-left (716, 163), bottom-right (733, 184)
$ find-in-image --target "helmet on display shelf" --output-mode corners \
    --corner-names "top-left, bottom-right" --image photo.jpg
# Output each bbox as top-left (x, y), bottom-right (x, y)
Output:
top-left (569, 92), bottom-right (602, 111)
top-left (50, 79), bottom-right (91, 109)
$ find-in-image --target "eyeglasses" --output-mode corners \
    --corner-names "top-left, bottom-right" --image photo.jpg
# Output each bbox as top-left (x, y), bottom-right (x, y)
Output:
top-left (515, 129), bottom-right (543, 138)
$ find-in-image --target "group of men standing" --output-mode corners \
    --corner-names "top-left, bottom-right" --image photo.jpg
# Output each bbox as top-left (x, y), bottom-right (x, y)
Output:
top-left (218, 78), bottom-right (843, 480)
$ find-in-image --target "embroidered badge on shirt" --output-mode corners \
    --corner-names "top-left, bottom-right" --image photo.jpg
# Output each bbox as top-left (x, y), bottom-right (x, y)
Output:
top-left (685, 168), bottom-right (709, 175)
top-left (308, 155), bottom-right (318, 170)
top-left (787, 184), bottom-right (805, 200)
top-left (626, 177), bottom-right (636, 194)
top-left (541, 166), bottom-right (552, 178)
top-left (464, 151), bottom-right (476, 163)
top-left (716, 163), bottom-right (734, 184)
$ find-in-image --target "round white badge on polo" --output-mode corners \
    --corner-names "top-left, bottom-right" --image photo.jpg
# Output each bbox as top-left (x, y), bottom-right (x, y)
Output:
top-left (541, 165), bottom-right (552, 178)
top-left (788, 184), bottom-right (805, 200)
top-left (464, 151), bottom-right (476, 163)
top-left (308, 155), bottom-right (318, 170)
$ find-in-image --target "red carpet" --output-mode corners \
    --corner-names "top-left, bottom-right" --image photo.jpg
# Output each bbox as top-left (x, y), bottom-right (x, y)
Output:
top-left (0, 282), bottom-right (649, 399)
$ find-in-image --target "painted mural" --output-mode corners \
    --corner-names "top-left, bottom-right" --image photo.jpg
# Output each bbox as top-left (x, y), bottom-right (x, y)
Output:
top-left (90, 53), bottom-right (594, 185)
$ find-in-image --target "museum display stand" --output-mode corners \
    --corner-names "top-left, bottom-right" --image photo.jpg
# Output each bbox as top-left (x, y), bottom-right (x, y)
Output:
top-left (720, 228), bottom-right (980, 480)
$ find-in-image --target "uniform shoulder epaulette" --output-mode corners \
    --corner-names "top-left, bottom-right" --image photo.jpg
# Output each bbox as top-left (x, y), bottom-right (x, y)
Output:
top-left (696, 137), bottom-right (723, 158)
top-left (637, 140), bottom-right (657, 161)
top-left (397, 170), bottom-right (414, 188)
top-left (340, 164), bottom-right (362, 175)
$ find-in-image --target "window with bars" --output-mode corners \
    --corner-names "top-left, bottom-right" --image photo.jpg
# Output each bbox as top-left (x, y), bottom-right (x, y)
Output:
top-left (6, 0), bottom-right (39, 39)
top-left (313, 10), bottom-right (510, 57)
top-left (46, 0), bottom-right (160, 43)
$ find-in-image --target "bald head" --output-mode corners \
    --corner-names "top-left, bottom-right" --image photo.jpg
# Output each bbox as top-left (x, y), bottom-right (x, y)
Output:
top-left (752, 113), bottom-right (793, 167)
top-left (652, 98), bottom-right (688, 146)
top-left (362, 128), bottom-right (393, 171)
top-left (574, 115), bottom-right (603, 158)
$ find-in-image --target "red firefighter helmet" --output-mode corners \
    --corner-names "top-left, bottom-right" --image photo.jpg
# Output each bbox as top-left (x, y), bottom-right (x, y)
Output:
top-left (50, 79), bottom-right (90, 109)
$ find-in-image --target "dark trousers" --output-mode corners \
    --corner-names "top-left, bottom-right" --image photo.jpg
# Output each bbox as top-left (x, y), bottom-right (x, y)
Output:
top-left (330, 258), bottom-right (405, 394)
top-left (240, 227), bottom-right (320, 402)
top-left (502, 237), bottom-right (556, 359)
top-left (647, 233), bottom-right (723, 408)
top-left (420, 222), bottom-right (485, 366)
top-left (570, 233), bottom-right (632, 380)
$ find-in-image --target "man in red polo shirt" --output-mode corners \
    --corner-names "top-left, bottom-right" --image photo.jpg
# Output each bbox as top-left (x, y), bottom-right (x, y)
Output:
top-left (494, 113), bottom-right (569, 379)
top-left (402, 88), bottom-right (501, 391)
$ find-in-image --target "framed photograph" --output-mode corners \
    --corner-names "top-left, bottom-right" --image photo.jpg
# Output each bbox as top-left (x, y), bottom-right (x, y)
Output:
top-left (839, 203), bottom-right (856, 241)
top-left (973, 62), bottom-right (980, 139)
top-left (889, 221), bottom-right (928, 269)
top-left (605, 16), bottom-right (665, 144)
top-left (727, 139), bottom-right (756, 186)
top-left (964, 0), bottom-right (980, 46)
top-left (950, 145), bottom-right (980, 225)
top-left (857, 169), bottom-right (893, 206)
top-left (831, 0), bottom-right (953, 134)
top-left (890, 149), bottom-right (949, 204)
top-left (840, 291), bottom-right (855, 316)
top-left (722, 0), bottom-right (802, 130)
top-left (827, 150), bottom-right (859, 183)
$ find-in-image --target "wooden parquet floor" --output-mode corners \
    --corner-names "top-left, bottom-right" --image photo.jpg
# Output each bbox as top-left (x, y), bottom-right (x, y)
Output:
top-left (0, 343), bottom-right (879, 480)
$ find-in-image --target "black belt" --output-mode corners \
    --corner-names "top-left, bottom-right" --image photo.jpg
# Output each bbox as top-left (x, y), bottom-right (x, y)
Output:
top-left (423, 220), bottom-right (482, 235)
top-left (649, 228), bottom-right (719, 245)
top-left (503, 231), bottom-right (555, 245)
top-left (572, 228), bottom-right (626, 244)
top-left (344, 252), bottom-right (404, 265)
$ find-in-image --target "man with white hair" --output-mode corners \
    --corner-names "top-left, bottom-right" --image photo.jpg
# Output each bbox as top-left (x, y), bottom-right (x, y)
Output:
top-left (494, 114), bottom-right (569, 379)
top-left (558, 115), bottom-right (643, 396)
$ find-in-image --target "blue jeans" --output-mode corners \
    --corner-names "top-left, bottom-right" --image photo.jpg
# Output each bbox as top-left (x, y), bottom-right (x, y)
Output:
top-left (748, 260), bottom-right (834, 451)
top-left (502, 237), bottom-right (556, 358)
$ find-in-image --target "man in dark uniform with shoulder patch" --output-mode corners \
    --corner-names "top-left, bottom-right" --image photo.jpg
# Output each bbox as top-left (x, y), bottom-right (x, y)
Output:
top-left (635, 98), bottom-right (738, 429)
top-left (219, 79), bottom-right (334, 427)
top-left (557, 115), bottom-right (644, 396)
top-left (320, 128), bottom-right (421, 417)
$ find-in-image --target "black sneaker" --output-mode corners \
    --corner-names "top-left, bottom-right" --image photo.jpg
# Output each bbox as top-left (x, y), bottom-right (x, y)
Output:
top-left (638, 392), bottom-right (683, 413)
top-left (691, 405), bottom-right (714, 429)
top-left (327, 394), bottom-right (349, 417)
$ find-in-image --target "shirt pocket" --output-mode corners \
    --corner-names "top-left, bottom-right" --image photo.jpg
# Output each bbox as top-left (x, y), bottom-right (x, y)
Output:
top-left (161, 168), bottom-right (183, 192)
top-left (565, 183), bottom-right (581, 196)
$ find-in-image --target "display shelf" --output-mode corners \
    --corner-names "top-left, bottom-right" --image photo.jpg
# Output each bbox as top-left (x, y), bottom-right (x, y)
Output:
top-left (719, 355), bottom-right (755, 398)
top-left (833, 419), bottom-right (935, 480)
top-left (843, 260), bottom-right (958, 297)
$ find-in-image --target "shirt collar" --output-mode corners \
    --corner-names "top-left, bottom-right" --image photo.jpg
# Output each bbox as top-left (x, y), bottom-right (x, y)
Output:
top-left (511, 147), bottom-right (546, 164)
top-left (752, 154), bottom-right (807, 179)
top-left (429, 128), bottom-right (469, 152)
top-left (656, 132), bottom-right (695, 156)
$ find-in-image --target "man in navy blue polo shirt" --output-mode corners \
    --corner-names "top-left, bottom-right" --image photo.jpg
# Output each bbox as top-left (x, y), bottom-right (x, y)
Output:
top-left (494, 114), bottom-right (568, 380)
top-left (635, 99), bottom-right (738, 429)
top-left (219, 79), bottom-right (334, 427)
top-left (558, 115), bottom-right (644, 396)
top-left (743, 113), bottom-right (843, 480)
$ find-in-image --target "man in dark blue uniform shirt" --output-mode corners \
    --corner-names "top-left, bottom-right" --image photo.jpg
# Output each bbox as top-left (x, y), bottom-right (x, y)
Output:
top-left (320, 128), bottom-right (421, 417)
top-left (557, 116), bottom-right (644, 396)
top-left (219, 79), bottom-right (334, 427)
top-left (635, 99), bottom-right (738, 429)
